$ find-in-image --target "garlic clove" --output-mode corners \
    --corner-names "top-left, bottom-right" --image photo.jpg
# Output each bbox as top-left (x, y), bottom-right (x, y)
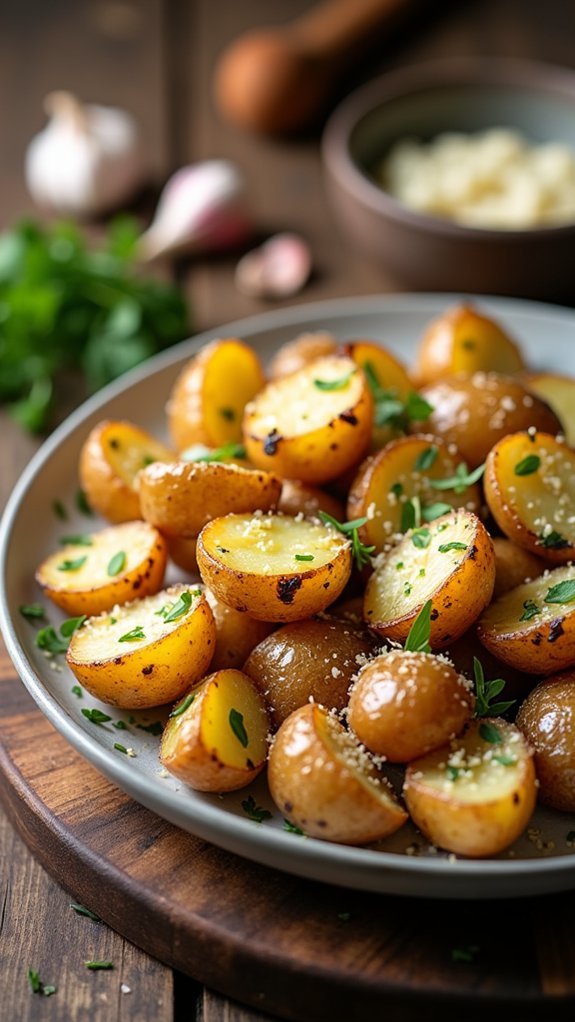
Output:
top-left (138, 160), bottom-right (251, 261)
top-left (25, 91), bottom-right (142, 217)
top-left (235, 233), bottom-right (312, 299)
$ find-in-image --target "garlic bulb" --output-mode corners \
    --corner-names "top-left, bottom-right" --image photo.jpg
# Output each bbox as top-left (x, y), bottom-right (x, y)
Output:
top-left (25, 91), bottom-right (142, 216)
top-left (138, 160), bottom-right (251, 261)
top-left (235, 233), bottom-right (312, 299)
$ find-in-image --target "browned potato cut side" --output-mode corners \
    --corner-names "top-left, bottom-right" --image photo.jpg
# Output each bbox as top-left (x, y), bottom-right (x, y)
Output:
top-left (66, 585), bottom-right (216, 709)
top-left (516, 671), bottom-right (575, 811)
top-left (269, 331), bottom-right (337, 379)
top-left (491, 538), bottom-right (546, 599)
top-left (525, 372), bottom-right (575, 447)
top-left (204, 589), bottom-right (274, 671)
top-left (160, 669), bottom-right (269, 792)
top-left (364, 511), bottom-right (495, 649)
top-left (415, 304), bottom-right (525, 386)
top-left (268, 704), bottom-right (408, 844)
top-left (36, 521), bottom-right (168, 616)
top-left (404, 719), bottom-right (536, 857)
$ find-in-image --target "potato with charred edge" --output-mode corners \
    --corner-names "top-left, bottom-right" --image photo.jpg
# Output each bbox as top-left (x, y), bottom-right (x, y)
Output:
top-left (243, 355), bottom-right (373, 484)
top-left (167, 338), bottom-right (266, 452)
top-left (415, 303), bottom-right (525, 386)
top-left (348, 651), bottom-right (474, 762)
top-left (197, 512), bottom-right (352, 622)
top-left (478, 565), bottom-right (575, 675)
top-left (491, 538), bottom-right (546, 599)
top-left (79, 420), bottom-right (173, 523)
top-left (204, 589), bottom-right (274, 671)
top-left (524, 372), bottom-right (575, 447)
top-left (485, 432), bottom-right (575, 564)
top-left (364, 510), bottom-right (495, 649)
top-left (269, 331), bottom-right (337, 379)
top-left (66, 585), bottom-right (215, 709)
top-left (413, 373), bottom-right (563, 468)
top-left (516, 671), bottom-right (575, 811)
top-left (268, 703), bottom-right (408, 844)
top-left (160, 669), bottom-right (269, 792)
top-left (243, 618), bottom-right (375, 729)
top-left (36, 521), bottom-right (167, 616)
top-left (404, 719), bottom-right (536, 857)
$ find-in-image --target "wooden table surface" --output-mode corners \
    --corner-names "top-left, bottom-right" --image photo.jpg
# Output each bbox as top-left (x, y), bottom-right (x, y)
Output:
top-left (1, 1), bottom-right (575, 1019)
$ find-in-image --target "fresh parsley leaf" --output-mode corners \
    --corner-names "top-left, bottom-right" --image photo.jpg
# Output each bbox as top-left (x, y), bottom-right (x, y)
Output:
top-left (438, 542), bottom-right (467, 553)
top-left (317, 511), bottom-right (375, 570)
top-left (71, 685), bottom-right (83, 698)
top-left (412, 527), bottom-right (431, 549)
top-left (430, 462), bottom-right (485, 493)
top-left (538, 530), bottom-right (569, 550)
top-left (27, 969), bottom-right (56, 995)
top-left (520, 599), bottom-right (540, 622)
top-left (405, 392), bottom-right (434, 421)
top-left (313, 370), bottom-right (355, 391)
top-left (188, 443), bottom-right (247, 463)
top-left (169, 693), bottom-right (195, 718)
top-left (118, 625), bottom-right (145, 642)
top-left (59, 534), bottom-right (93, 546)
top-left (446, 766), bottom-right (460, 781)
top-left (107, 551), bottom-right (126, 576)
top-left (514, 454), bottom-right (540, 476)
top-left (75, 489), bottom-right (93, 516)
top-left (544, 580), bottom-right (575, 605)
top-left (478, 721), bottom-right (503, 744)
top-left (19, 603), bottom-right (45, 620)
top-left (362, 362), bottom-right (433, 429)
top-left (493, 754), bottom-right (516, 766)
top-left (85, 960), bottom-right (113, 970)
top-left (229, 708), bottom-right (249, 748)
top-left (404, 600), bottom-right (432, 654)
top-left (81, 708), bottom-right (112, 725)
top-left (473, 658), bottom-right (515, 718)
top-left (414, 445), bottom-right (438, 471)
top-left (400, 495), bottom-right (421, 533)
top-left (57, 556), bottom-right (87, 572)
top-left (295, 553), bottom-right (314, 562)
top-left (59, 615), bottom-right (86, 637)
top-left (283, 819), bottom-right (305, 835)
top-left (70, 903), bottom-right (101, 922)
top-left (241, 795), bottom-right (272, 823)
top-left (114, 743), bottom-right (129, 754)
top-left (163, 591), bottom-right (193, 622)
top-left (421, 502), bottom-right (452, 522)
top-left (36, 626), bottom-right (69, 655)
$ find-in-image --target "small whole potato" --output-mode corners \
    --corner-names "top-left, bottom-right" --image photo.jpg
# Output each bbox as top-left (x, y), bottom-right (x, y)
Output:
top-left (269, 331), bottom-right (337, 379)
top-left (204, 589), bottom-right (274, 671)
top-left (415, 303), bottom-right (526, 386)
top-left (348, 650), bottom-right (474, 762)
top-left (516, 671), bottom-right (575, 811)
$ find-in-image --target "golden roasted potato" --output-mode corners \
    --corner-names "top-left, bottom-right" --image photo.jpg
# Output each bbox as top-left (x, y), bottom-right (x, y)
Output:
top-left (79, 420), bottom-right (173, 523)
top-left (204, 589), bottom-right (274, 671)
top-left (413, 373), bottom-right (563, 468)
top-left (404, 718), bottom-right (536, 857)
top-left (196, 512), bottom-right (352, 622)
top-left (243, 355), bottom-right (373, 484)
top-left (524, 372), bottom-right (575, 447)
top-left (66, 584), bottom-right (216, 709)
top-left (415, 303), bottom-right (525, 386)
top-left (348, 650), bottom-right (474, 762)
top-left (166, 535), bottom-right (198, 574)
top-left (364, 510), bottom-right (495, 649)
top-left (160, 669), bottom-right (269, 792)
top-left (243, 618), bottom-right (374, 728)
top-left (268, 703), bottom-right (408, 844)
top-left (491, 537), bottom-right (546, 599)
top-left (478, 565), bottom-right (575, 674)
top-left (36, 521), bottom-right (168, 617)
top-left (347, 434), bottom-right (481, 554)
top-left (138, 460), bottom-right (281, 538)
top-left (447, 628), bottom-right (537, 706)
top-left (277, 479), bottom-right (345, 521)
top-left (340, 339), bottom-right (413, 448)
top-left (485, 432), bottom-right (575, 564)
top-left (167, 338), bottom-right (266, 451)
top-left (269, 331), bottom-right (337, 379)
top-left (516, 671), bottom-right (575, 811)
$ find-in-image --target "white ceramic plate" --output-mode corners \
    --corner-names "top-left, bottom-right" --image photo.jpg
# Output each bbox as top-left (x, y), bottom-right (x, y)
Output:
top-left (2, 293), bottom-right (575, 900)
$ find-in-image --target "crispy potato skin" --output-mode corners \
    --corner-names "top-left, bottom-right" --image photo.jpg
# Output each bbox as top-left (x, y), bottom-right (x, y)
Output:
top-left (79, 420), bottom-right (173, 523)
top-left (243, 618), bottom-right (374, 728)
top-left (415, 304), bottom-right (525, 386)
top-left (139, 460), bottom-right (281, 538)
top-left (491, 538), bottom-right (546, 598)
top-left (516, 672), bottom-right (575, 811)
top-left (269, 332), bottom-right (337, 379)
top-left (277, 479), bottom-right (345, 521)
top-left (413, 374), bottom-right (562, 468)
top-left (348, 651), bottom-right (474, 762)
top-left (268, 704), bottom-right (408, 844)
top-left (204, 589), bottom-right (274, 671)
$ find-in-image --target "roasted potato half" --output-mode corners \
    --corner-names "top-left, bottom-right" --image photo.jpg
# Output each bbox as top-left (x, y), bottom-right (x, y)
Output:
top-left (243, 355), bottom-right (373, 484)
top-left (243, 617), bottom-right (374, 728)
top-left (485, 432), bottom-right (575, 564)
top-left (364, 510), bottom-right (495, 649)
top-left (139, 460), bottom-right (281, 538)
top-left (204, 589), bottom-right (274, 671)
top-left (79, 420), bottom-right (173, 523)
top-left (269, 331), bottom-right (337, 379)
top-left (516, 671), bottom-right (575, 811)
top-left (268, 703), bottom-right (408, 844)
top-left (66, 585), bottom-right (216, 708)
top-left (341, 339), bottom-right (413, 449)
top-left (415, 303), bottom-right (525, 386)
top-left (404, 719), bottom-right (536, 857)
top-left (413, 373), bottom-right (563, 468)
top-left (36, 521), bottom-right (168, 617)
top-left (347, 434), bottom-right (481, 554)
top-left (491, 538), bottom-right (546, 599)
top-left (197, 513), bottom-right (352, 622)
top-left (160, 669), bottom-right (269, 792)
top-left (348, 650), bottom-right (474, 762)
top-left (478, 565), bottom-right (575, 674)
top-left (524, 372), bottom-right (575, 447)
top-left (167, 338), bottom-right (266, 451)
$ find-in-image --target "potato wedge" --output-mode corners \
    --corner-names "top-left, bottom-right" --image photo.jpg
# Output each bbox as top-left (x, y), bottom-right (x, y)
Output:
top-left (415, 303), bottom-right (525, 386)
top-left (277, 479), bottom-right (345, 521)
top-left (485, 432), bottom-right (575, 564)
top-left (478, 565), bottom-right (575, 674)
top-left (66, 585), bottom-right (215, 709)
top-left (516, 671), bottom-right (575, 811)
top-left (364, 510), bottom-right (495, 649)
top-left (403, 719), bottom-right (536, 857)
top-left (197, 512), bottom-right (352, 622)
top-left (167, 338), bottom-right (266, 451)
top-left (160, 669), bottom-right (269, 792)
top-left (243, 618), bottom-right (374, 728)
top-left (347, 434), bottom-right (481, 554)
top-left (204, 589), bottom-right (274, 671)
top-left (524, 372), bottom-right (575, 447)
top-left (491, 537), bottom-right (546, 599)
top-left (139, 460), bottom-right (281, 538)
top-left (243, 355), bottom-right (373, 484)
top-left (36, 521), bottom-right (168, 617)
top-left (413, 373), bottom-right (563, 468)
top-left (348, 650), bottom-right (474, 762)
top-left (79, 420), bottom-right (173, 523)
top-left (268, 703), bottom-right (408, 844)
top-left (269, 331), bottom-right (337, 379)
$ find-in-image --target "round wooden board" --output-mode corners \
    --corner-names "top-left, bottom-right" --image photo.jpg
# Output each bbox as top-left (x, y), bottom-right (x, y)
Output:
top-left (1, 652), bottom-right (575, 1022)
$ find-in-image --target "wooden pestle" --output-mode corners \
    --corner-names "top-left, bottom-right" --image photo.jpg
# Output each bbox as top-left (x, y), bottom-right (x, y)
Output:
top-left (213, 0), bottom-right (413, 135)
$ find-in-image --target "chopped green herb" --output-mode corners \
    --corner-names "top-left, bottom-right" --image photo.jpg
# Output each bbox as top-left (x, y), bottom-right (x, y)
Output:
top-left (493, 754), bottom-right (516, 766)
top-left (118, 625), bottom-right (145, 642)
top-left (414, 445), bottom-right (438, 472)
top-left (70, 903), bottom-right (101, 922)
top-left (219, 407), bottom-right (236, 421)
top-left (395, 561), bottom-right (404, 570)
top-left (313, 370), bottom-right (355, 391)
top-left (36, 626), bottom-right (69, 655)
top-left (107, 550), bottom-right (126, 576)
top-left (421, 502), bottom-right (452, 523)
top-left (71, 685), bottom-right (83, 698)
top-left (113, 719), bottom-right (127, 729)
top-left (538, 530), bottom-right (569, 550)
top-left (190, 443), bottom-right (247, 463)
top-left (438, 541), bottom-right (467, 553)
top-left (479, 721), bottom-right (503, 744)
top-left (57, 556), bottom-right (87, 572)
top-left (390, 482), bottom-right (403, 498)
top-left (241, 795), bottom-right (272, 823)
top-left (520, 599), bottom-right (540, 622)
top-left (447, 765), bottom-right (460, 781)
top-left (75, 488), bottom-right (93, 516)
top-left (136, 721), bottom-right (163, 736)
top-left (114, 743), bottom-right (129, 754)
top-left (169, 693), bottom-right (195, 718)
top-left (363, 362), bottom-right (433, 429)
top-left (418, 568), bottom-right (426, 577)
top-left (405, 392), bottom-right (434, 421)
top-left (229, 708), bottom-right (249, 748)
top-left (317, 511), bottom-right (375, 570)
top-left (85, 960), bottom-right (113, 971)
top-left (295, 553), bottom-right (314, 562)
top-left (283, 819), bottom-right (305, 835)
top-left (163, 590), bottom-right (193, 622)
top-left (27, 969), bottom-right (56, 996)
top-left (545, 580), bottom-right (575, 605)
top-left (404, 599), bottom-right (432, 654)
top-left (19, 603), bottom-right (45, 620)
top-left (404, 582), bottom-right (413, 596)
top-left (473, 658), bottom-right (515, 718)
top-left (400, 495), bottom-right (421, 532)
top-left (82, 708), bottom-right (112, 725)
top-left (412, 527), bottom-right (431, 549)
top-left (52, 499), bottom-right (67, 520)
top-left (59, 615), bottom-right (87, 637)
top-left (430, 462), bottom-right (485, 493)
top-left (141, 454), bottom-right (155, 467)
top-left (514, 454), bottom-right (540, 476)
top-left (59, 534), bottom-right (93, 546)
